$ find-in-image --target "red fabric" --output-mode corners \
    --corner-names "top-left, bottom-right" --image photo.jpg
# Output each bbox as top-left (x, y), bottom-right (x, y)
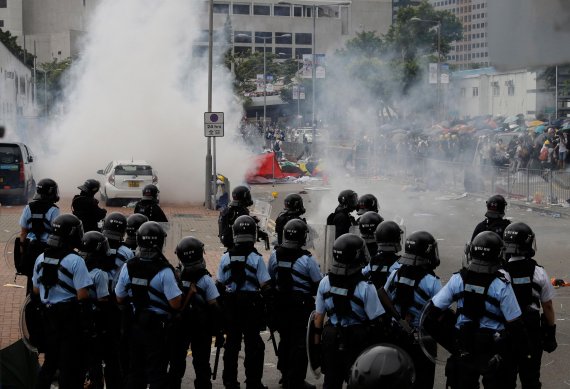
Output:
top-left (246, 152), bottom-right (300, 182)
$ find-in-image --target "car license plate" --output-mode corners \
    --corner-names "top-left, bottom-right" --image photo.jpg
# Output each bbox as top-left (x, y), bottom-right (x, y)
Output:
top-left (128, 181), bottom-right (139, 188)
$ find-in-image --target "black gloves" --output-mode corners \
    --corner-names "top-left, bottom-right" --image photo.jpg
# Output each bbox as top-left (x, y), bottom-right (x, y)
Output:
top-left (542, 314), bottom-right (557, 353)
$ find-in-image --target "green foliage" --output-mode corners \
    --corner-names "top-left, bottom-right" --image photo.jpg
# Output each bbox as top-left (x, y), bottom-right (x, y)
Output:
top-left (35, 58), bottom-right (72, 114)
top-left (0, 29), bottom-right (35, 67)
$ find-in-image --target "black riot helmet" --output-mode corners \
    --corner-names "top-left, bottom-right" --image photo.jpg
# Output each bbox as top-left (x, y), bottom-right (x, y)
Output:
top-left (338, 189), bottom-right (358, 211)
top-left (136, 221), bottom-right (166, 251)
top-left (231, 185), bottom-right (253, 207)
top-left (232, 215), bottom-right (257, 244)
top-left (503, 222), bottom-right (536, 258)
top-left (284, 193), bottom-right (305, 215)
top-left (485, 194), bottom-right (507, 218)
top-left (358, 211), bottom-right (384, 240)
top-left (78, 179), bottom-right (100, 196)
top-left (175, 236), bottom-right (205, 267)
top-left (401, 231), bottom-right (440, 269)
top-left (348, 344), bottom-right (416, 389)
top-left (33, 178), bottom-right (59, 202)
top-left (102, 212), bottom-right (128, 242)
top-left (375, 221), bottom-right (404, 253)
top-left (281, 219), bottom-right (308, 249)
top-left (47, 214), bottom-right (84, 249)
top-left (142, 184), bottom-right (159, 201)
top-left (357, 194), bottom-right (379, 216)
top-left (331, 233), bottom-right (367, 276)
top-left (470, 231), bottom-right (504, 264)
top-left (126, 213), bottom-right (149, 238)
top-left (80, 231), bottom-right (111, 257)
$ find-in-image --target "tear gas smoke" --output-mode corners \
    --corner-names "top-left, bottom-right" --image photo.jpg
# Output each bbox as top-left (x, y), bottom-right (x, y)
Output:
top-left (32, 0), bottom-right (251, 203)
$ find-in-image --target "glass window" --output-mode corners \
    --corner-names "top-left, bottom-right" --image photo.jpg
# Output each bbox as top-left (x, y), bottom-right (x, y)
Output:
top-left (295, 33), bottom-right (312, 45)
top-left (213, 3), bottom-right (229, 14)
top-left (255, 46), bottom-right (272, 53)
top-left (254, 5), bottom-right (270, 15)
top-left (276, 48), bottom-right (293, 58)
top-left (234, 31), bottom-right (252, 43)
top-left (0, 0), bottom-right (6, 8)
top-left (275, 33), bottom-right (292, 44)
top-left (0, 20), bottom-right (4, 27)
top-left (255, 32), bottom-right (272, 44)
top-left (295, 48), bottom-right (312, 57)
top-left (114, 165), bottom-right (153, 176)
top-left (274, 5), bottom-right (291, 16)
top-left (234, 46), bottom-right (251, 55)
top-left (294, 6), bottom-right (302, 16)
top-left (233, 3), bottom-right (250, 15)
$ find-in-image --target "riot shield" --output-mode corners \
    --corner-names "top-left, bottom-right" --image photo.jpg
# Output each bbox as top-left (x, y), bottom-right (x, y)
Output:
top-left (307, 224), bottom-right (335, 272)
top-left (417, 301), bottom-right (457, 365)
top-left (4, 232), bottom-right (20, 275)
top-left (250, 199), bottom-right (272, 231)
top-left (306, 310), bottom-right (322, 379)
top-left (19, 295), bottom-right (40, 354)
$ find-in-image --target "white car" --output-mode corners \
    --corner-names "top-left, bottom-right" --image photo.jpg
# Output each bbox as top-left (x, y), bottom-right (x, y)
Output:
top-left (97, 160), bottom-right (158, 206)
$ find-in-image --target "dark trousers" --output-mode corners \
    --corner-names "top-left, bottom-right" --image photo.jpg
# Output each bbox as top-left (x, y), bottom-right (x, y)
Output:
top-left (126, 312), bottom-right (170, 389)
top-left (88, 330), bottom-right (123, 389)
top-left (506, 330), bottom-right (542, 389)
top-left (401, 342), bottom-right (436, 389)
top-left (446, 352), bottom-right (513, 389)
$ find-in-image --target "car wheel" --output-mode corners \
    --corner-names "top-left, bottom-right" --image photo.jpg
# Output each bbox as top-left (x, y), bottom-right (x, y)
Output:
top-left (105, 197), bottom-right (113, 207)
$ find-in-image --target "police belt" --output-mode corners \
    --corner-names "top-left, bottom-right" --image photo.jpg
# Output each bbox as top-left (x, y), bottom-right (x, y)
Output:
top-left (134, 309), bottom-right (170, 329)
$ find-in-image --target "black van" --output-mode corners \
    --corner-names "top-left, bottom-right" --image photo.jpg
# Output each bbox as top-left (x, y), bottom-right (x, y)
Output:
top-left (0, 143), bottom-right (35, 204)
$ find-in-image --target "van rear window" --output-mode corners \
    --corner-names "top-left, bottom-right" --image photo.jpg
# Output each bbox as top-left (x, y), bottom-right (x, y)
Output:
top-left (0, 146), bottom-right (21, 164)
top-left (114, 165), bottom-right (152, 176)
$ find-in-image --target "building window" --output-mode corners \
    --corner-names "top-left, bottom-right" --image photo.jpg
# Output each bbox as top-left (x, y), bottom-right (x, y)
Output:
top-left (274, 5), bottom-right (291, 16)
top-left (295, 48), bottom-right (312, 57)
top-left (234, 46), bottom-right (251, 55)
top-left (213, 3), bottom-right (229, 14)
top-left (0, 0), bottom-right (6, 8)
top-left (255, 32), bottom-right (272, 44)
top-left (0, 20), bottom-right (4, 27)
top-left (255, 46), bottom-right (272, 53)
top-left (461, 88), bottom-right (466, 97)
top-left (293, 5), bottom-right (302, 16)
top-left (492, 82), bottom-right (500, 96)
top-left (507, 81), bottom-right (515, 96)
top-left (232, 3), bottom-right (250, 15)
top-left (234, 31), bottom-right (252, 43)
top-left (295, 33), bottom-right (312, 45)
top-left (276, 47), bottom-right (292, 58)
top-left (275, 33), bottom-right (292, 44)
top-left (253, 4), bottom-right (271, 15)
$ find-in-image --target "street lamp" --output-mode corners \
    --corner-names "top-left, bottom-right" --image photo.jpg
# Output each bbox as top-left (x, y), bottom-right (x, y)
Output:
top-left (35, 68), bottom-right (49, 116)
top-left (410, 17), bottom-right (442, 121)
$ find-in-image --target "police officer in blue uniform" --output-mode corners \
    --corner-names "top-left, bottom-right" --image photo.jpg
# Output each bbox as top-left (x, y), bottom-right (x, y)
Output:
top-left (115, 221), bottom-right (182, 389)
top-left (274, 193), bottom-right (307, 245)
top-left (217, 215), bottom-right (272, 389)
top-left (101, 212), bottom-right (134, 285)
top-left (268, 219), bottom-right (322, 389)
top-left (19, 178), bottom-right (60, 293)
top-left (72, 179), bottom-right (107, 232)
top-left (314, 233), bottom-right (386, 389)
top-left (326, 190), bottom-right (358, 240)
top-left (168, 236), bottom-right (222, 389)
top-left (218, 186), bottom-right (254, 248)
top-left (357, 211), bottom-right (384, 258)
top-left (383, 231), bottom-right (442, 389)
top-left (471, 194), bottom-right (511, 241)
top-left (124, 213), bottom-right (149, 251)
top-left (32, 214), bottom-right (92, 389)
top-left (134, 184), bottom-right (168, 222)
top-left (362, 220), bottom-right (404, 291)
top-left (425, 231), bottom-right (528, 389)
top-left (79, 231), bottom-right (123, 389)
top-left (502, 222), bottom-right (557, 388)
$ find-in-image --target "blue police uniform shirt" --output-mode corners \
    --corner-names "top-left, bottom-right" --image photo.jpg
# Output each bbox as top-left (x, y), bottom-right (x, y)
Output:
top-left (384, 267), bottom-right (442, 328)
top-left (89, 268), bottom-right (110, 300)
top-left (362, 261), bottom-right (401, 278)
top-left (268, 250), bottom-right (323, 293)
top-left (185, 274), bottom-right (220, 302)
top-left (315, 275), bottom-right (385, 327)
top-left (32, 252), bottom-right (93, 304)
top-left (217, 251), bottom-right (271, 293)
top-left (431, 273), bottom-right (522, 331)
top-left (19, 205), bottom-right (60, 242)
top-left (114, 261), bottom-right (182, 316)
top-left (107, 245), bottom-right (134, 285)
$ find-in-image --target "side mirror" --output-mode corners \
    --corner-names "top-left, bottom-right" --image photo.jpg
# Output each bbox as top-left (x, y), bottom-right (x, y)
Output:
top-left (97, 169), bottom-right (104, 175)
top-left (28, 155), bottom-right (33, 163)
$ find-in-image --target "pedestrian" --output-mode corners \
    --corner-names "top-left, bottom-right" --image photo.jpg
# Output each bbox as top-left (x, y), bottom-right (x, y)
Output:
top-left (19, 178), bottom-right (60, 294)
top-left (167, 236), bottom-right (224, 389)
top-left (424, 231), bottom-right (529, 389)
top-left (471, 194), bottom-right (511, 241)
top-left (274, 193), bottom-right (306, 246)
top-left (72, 179), bottom-right (107, 232)
top-left (362, 220), bottom-right (404, 291)
top-left (313, 233), bottom-right (386, 389)
top-left (218, 186), bottom-right (254, 249)
top-left (268, 219), bottom-right (322, 389)
top-left (558, 131), bottom-right (567, 170)
top-left (124, 213), bottom-right (149, 251)
top-left (382, 231), bottom-right (442, 389)
top-left (357, 211), bottom-right (384, 259)
top-left (326, 189), bottom-right (358, 239)
top-left (503, 222), bottom-right (557, 388)
top-left (32, 214), bottom-right (93, 389)
top-left (115, 221), bottom-right (182, 389)
top-left (216, 215), bottom-right (272, 389)
top-left (134, 184), bottom-right (168, 222)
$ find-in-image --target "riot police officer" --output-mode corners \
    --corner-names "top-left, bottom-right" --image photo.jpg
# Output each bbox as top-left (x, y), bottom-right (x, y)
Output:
top-left (268, 219), bottom-right (322, 389)
top-left (168, 236), bottom-right (222, 389)
top-left (357, 211), bottom-right (384, 258)
top-left (383, 231), bottom-right (442, 389)
top-left (134, 184), bottom-right (168, 222)
top-left (72, 179), bottom-right (107, 232)
top-left (79, 231), bottom-right (122, 389)
top-left (124, 213), bottom-right (149, 251)
top-left (274, 193), bottom-right (306, 245)
top-left (115, 221), bottom-right (182, 389)
top-left (363, 220), bottom-right (404, 291)
top-left (216, 215), bottom-right (272, 389)
top-left (32, 214), bottom-right (92, 389)
top-left (218, 185), bottom-right (254, 248)
top-left (326, 189), bottom-right (358, 239)
top-left (314, 233), bottom-right (386, 389)
top-left (101, 212), bottom-right (134, 284)
top-left (356, 194), bottom-right (379, 217)
top-left (19, 178), bottom-right (60, 293)
top-left (348, 344), bottom-right (416, 389)
top-left (471, 194), bottom-right (511, 241)
top-left (503, 222), bottom-right (557, 388)
top-left (425, 231), bottom-right (528, 389)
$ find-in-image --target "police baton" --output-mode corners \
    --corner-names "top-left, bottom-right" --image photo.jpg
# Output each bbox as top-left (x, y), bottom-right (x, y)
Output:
top-left (268, 327), bottom-right (278, 356)
top-left (212, 342), bottom-right (222, 380)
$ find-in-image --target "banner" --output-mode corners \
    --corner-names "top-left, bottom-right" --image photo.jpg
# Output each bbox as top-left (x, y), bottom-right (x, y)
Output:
top-left (440, 63), bottom-right (449, 84)
top-left (315, 54), bottom-right (326, 79)
top-left (428, 63), bottom-right (437, 84)
top-left (256, 74), bottom-right (264, 92)
top-left (293, 85), bottom-right (306, 100)
top-left (292, 85), bottom-right (299, 100)
top-left (301, 54), bottom-right (312, 79)
top-left (299, 85), bottom-right (305, 99)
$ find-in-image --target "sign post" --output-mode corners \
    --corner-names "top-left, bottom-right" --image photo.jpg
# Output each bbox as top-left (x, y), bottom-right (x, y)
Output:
top-left (205, 112), bottom-right (224, 208)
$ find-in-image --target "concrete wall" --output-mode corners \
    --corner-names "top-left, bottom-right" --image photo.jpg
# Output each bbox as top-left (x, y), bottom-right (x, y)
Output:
top-left (0, 0), bottom-right (23, 36)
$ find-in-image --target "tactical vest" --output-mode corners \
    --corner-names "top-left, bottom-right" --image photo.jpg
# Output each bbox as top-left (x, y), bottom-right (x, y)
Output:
top-left (368, 252), bottom-right (400, 290)
top-left (126, 257), bottom-right (172, 313)
top-left (108, 240), bottom-right (128, 269)
top-left (27, 201), bottom-right (56, 237)
top-left (485, 218), bottom-right (511, 238)
top-left (365, 242), bottom-right (378, 259)
top-left (504, 259), bottom-right (541, 313)
top-left (274, 246), bottom-right (314, 294)
top-left (325, 272), bottom-right (366, 321)
top-left (222, 247), bottom-right (261, 291)
top-left (455, 269), bottom-right (506, 325)
top-left (218, 205), bottom-right (248, 246)
top-left (275, 212), bottom-right (305, 244)
top-left (388, 265), bottom-right (432, 319)
top-left (180, 267), bottom-right (210, 311)
top-left (37, 248), bottom-right (76, 300)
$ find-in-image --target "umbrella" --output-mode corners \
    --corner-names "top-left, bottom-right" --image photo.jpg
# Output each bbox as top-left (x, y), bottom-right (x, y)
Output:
top-left (528, 120), bottom-right (544, 127)
top-left (503, 115), bottom-right (519, 124)
top-left (535, 125), bottom-right (546, 134)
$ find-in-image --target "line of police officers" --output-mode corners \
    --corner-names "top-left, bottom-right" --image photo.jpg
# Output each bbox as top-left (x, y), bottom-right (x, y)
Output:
top-left (22, 180), bottom-right (558, 389)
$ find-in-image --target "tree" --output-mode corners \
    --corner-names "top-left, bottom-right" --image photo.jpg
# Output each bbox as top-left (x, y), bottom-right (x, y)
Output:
top-left (35, 58), bottom-right (72, 114)
top-left (0, 29), bottom-right (35, 67)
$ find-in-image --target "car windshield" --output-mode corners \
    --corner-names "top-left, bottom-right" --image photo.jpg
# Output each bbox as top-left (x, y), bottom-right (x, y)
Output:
top-left (114, 164), bottom-right (152, 176)
top-left (0, 146), bottom-right (21, 164)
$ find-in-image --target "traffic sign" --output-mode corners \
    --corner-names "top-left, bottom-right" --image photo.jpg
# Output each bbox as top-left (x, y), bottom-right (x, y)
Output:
top-left (204, 112), bottom-right (224, 137)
